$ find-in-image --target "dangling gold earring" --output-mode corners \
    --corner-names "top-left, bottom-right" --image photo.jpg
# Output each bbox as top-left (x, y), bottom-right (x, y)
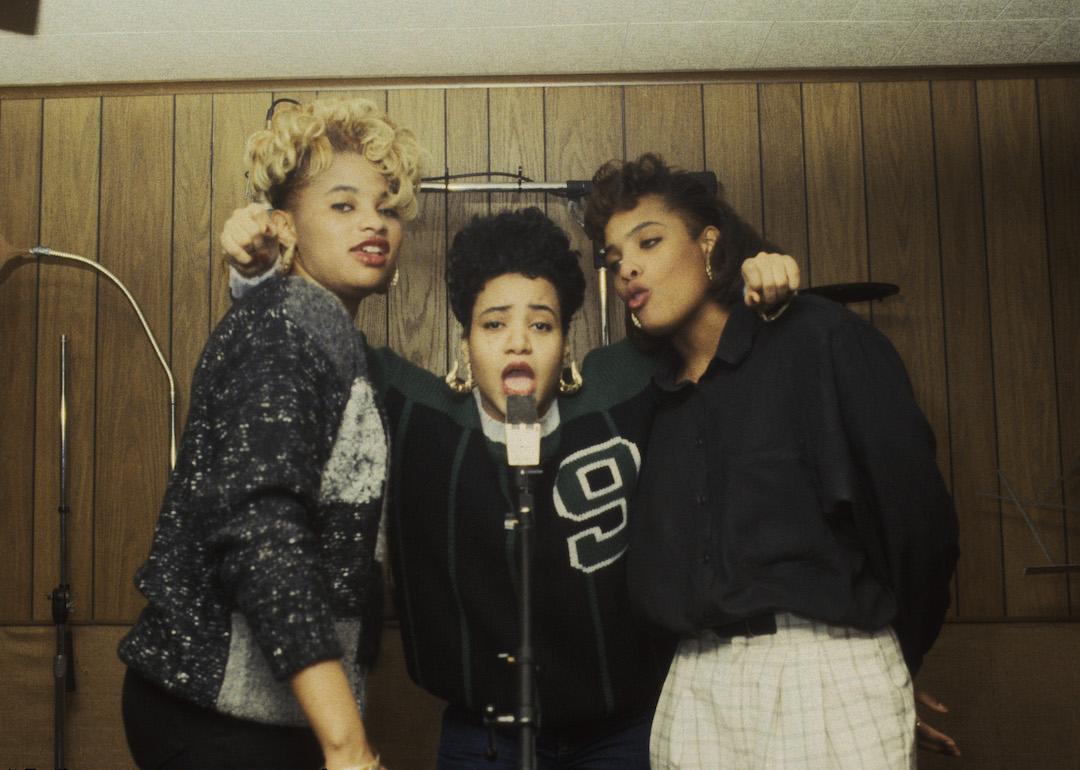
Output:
top-left (278, 242), bottom-right (296, 274)
top-left (630, 313), bottom-right (642, 329)
top-left (559, 348), bottom-right (584, 395)
top-left (444, 339), bottom-right (474, 394)
top-left (704, 255), bottom-right (715, 282)
top-left (390, 268), bottom-right (400, 288)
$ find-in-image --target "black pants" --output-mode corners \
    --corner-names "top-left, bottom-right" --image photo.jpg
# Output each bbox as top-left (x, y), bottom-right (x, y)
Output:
top-left (122, 668), bottom-right (322, 770)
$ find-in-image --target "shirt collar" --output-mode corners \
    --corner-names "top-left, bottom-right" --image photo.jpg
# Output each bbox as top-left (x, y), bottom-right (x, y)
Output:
top-left (653, 303), bottom-right (762, 391)
top-left (474, 389), bottom-right (561, 444)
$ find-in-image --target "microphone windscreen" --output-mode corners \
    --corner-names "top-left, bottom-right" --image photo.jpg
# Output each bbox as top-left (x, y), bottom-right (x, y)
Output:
top-left (506, 394), bottom-right (539, 425)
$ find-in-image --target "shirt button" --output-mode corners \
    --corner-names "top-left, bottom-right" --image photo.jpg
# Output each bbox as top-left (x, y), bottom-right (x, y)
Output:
top-left (697, 494), bottom-right (707, 506)
top-left (702, 552), bottom-right (711, 565)
top-left (695, 435), bottom-right (704, 447)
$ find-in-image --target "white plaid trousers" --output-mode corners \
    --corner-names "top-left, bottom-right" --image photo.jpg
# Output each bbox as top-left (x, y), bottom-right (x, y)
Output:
top-left (650, 613), bottom-right (916, 769)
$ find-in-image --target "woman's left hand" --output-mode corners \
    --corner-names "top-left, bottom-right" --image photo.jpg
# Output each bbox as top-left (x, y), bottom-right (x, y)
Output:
top-left (915, 689), bottom-right (961, 756)
top-left (741, 251), bottom-right (800, 309)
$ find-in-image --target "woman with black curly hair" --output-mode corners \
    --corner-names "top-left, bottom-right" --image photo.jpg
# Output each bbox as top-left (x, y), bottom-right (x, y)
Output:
top-left (382, 207), bottom-right (660, 768)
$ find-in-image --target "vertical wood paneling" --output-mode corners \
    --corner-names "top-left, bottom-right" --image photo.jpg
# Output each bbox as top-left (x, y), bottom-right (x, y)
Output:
top-left (544, 86), bottom-right (623, 351)
top-left (978, 79), bottom-right (1065, 617)
top-left (0, 99), bottom-right (41, 621)
top-left (33, 97), bottom-right (100, 622)
top-left (758, 83), bottom-right (809, 274)
top-left (489, 87), bottom-right (545, 213)
top-left (3, 76), bottom-right (1080, 770)
top-left (327, 90), bottom-right (390, 346)
top-left (932, 80), bottom-right (1002, 618)
top-left (1037, 77), bottom-right (1080, 614)
top-left (803, 83), bottom-right (868, 292)
top-left (209, 92), bottom-right (269, 325)
top-left (445, 89), bottom-right (489, 354)
top-left (860, 82), bottom-right (951, 476)
top-left (703, 84), bottom-right (762, 233)
top-left (172, 94), bottom-right (213, 431)
top-left (95, 96), bottom-right (174, 621)
top-left (388, 90), bottom-right (446, 372)
top-left (624, 85), bottom-right (704, 170)
top-left (0, 626), bottom-right (136, 769)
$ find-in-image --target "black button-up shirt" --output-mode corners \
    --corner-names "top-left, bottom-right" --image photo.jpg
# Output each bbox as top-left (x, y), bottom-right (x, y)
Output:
top-left (627, 296), bottom-right (958, 674)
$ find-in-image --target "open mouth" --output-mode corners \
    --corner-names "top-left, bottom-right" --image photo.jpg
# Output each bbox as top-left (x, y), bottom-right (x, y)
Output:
top-left (351, 238), bottom-right (390, 267)
top-left (501, 362), bottom-right (536, 395)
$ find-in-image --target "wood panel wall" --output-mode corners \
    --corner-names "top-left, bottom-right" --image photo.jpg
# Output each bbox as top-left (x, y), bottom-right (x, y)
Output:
top-left (1, 71), bottom-right (1078, 768)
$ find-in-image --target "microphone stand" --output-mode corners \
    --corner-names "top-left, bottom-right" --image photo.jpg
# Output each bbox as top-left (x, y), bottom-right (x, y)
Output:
top-left (50, 334), bottom-right (76, 770)
top-left (510, 465), bottom-right (540, 770)
top-left (487, 394), bottom-right (542, 769)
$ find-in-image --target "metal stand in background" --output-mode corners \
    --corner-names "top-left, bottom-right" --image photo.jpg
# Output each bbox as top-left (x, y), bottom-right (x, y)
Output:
top-left (50, 334), bottom-right (76, 770)
top-left (982, 464), bottom-right (1080, 575)
top-left (27, 246), bottom-right (177, 470)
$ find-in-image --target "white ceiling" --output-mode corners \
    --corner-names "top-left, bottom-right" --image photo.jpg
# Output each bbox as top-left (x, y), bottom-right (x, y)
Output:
top-left (1, 0), bottom-right (1077, 87)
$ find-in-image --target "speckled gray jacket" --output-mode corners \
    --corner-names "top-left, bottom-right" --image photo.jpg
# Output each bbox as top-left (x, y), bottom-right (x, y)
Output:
top-left (118, 276), bottom-right (387, 726)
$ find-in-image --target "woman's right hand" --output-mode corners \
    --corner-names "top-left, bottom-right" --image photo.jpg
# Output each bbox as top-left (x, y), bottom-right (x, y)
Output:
top-left (322, 742), bottom-right (385, 770)
top-left (220, 202), bottom-right (281, 277)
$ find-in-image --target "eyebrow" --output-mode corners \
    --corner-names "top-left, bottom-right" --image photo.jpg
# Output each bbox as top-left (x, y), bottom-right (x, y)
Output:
top-left (604, 219), bottom-right (665, 253)
top-left (478, 303), bottom-right (558, 316)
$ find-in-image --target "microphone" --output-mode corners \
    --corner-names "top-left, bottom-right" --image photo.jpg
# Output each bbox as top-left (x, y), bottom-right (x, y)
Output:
top-left (505, 395), bottom-right (541, 467)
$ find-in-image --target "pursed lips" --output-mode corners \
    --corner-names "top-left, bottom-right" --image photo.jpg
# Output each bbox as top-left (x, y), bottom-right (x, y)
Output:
top-left (626, 282), bottom-right (650, 310)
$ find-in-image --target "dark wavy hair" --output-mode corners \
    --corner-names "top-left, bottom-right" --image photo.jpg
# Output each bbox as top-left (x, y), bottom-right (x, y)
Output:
top-left (584, 153), bottom-right (780, 310)
top-left (447, 207), bottom-right (586, 334)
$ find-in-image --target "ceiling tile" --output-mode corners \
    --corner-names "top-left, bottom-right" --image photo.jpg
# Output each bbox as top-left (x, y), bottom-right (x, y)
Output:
top-left (549, 0), bottom-right (706, 25)
top-left (893, 19), bottom-right (1059, 63)
top-left (850, 1), bottom-right (1011, 20)
top-left (4, 0), bottom-right (1076, 85)
top-left (400, 24), bottom-right (631, 76)
top-left (623, 21), bottom-right (771, 70)
top-left (699, 0), bottom-right (859, 21)
top-left (756, 21), bottom-right (916, 66)
top-left (999, 0), bottom-right (1080, 18)
top-left (1028, 18), bottom-right (1080, 59)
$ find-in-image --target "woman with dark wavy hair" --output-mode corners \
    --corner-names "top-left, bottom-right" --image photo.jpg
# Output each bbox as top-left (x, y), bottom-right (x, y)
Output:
top-left (584, 154), bottom-right (959, 770)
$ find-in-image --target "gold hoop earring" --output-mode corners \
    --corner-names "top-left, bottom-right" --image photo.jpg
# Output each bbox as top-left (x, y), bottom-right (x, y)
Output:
top-left (278, 242), bottom-right (296, 274)
top-left (390, 268), bottom-right (400, 288)
top-left (630, 313), bottom-right (642, 330)
top-left (444, 339), bottom-right (474, 394)
top-left (559, 350), bottom-right (584, 395)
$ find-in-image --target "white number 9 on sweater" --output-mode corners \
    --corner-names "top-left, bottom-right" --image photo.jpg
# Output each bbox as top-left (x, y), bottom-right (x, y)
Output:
top-left (553, 437), bottom-right (642, 574)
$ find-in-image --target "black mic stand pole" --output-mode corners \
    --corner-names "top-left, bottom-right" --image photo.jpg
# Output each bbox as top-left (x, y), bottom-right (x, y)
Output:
top-left (50, 334), bottom-right (76, 770)
top-left (512, 465), bottom-right (538, 770)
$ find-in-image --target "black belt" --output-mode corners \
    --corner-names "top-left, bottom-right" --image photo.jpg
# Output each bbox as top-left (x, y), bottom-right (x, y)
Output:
top-left (712, 613), bottom-right (777, 640)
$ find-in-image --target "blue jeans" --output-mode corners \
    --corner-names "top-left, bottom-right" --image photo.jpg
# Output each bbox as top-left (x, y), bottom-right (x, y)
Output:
top-left (436, 704), bottom-right (653, 769)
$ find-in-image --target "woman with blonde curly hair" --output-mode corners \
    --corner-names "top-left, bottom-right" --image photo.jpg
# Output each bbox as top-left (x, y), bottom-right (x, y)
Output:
top-left (117, 96), bottom-right (420, 770)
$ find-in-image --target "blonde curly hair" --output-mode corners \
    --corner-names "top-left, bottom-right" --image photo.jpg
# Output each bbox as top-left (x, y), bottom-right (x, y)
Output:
top-left (245, 96), bottom-right (424, 222)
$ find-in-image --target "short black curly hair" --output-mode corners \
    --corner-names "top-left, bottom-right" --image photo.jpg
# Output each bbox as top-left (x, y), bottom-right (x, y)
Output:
top-left (447, 207), bottom-right (586, 334)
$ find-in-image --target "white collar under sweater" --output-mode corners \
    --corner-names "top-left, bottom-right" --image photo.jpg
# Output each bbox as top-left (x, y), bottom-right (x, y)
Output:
top-left (474, 389), bottom-right (561, 445)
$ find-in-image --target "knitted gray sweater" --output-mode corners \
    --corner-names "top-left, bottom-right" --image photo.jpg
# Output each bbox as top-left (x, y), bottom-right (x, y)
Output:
top-left (119, 275), bottom-right (386, 726)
